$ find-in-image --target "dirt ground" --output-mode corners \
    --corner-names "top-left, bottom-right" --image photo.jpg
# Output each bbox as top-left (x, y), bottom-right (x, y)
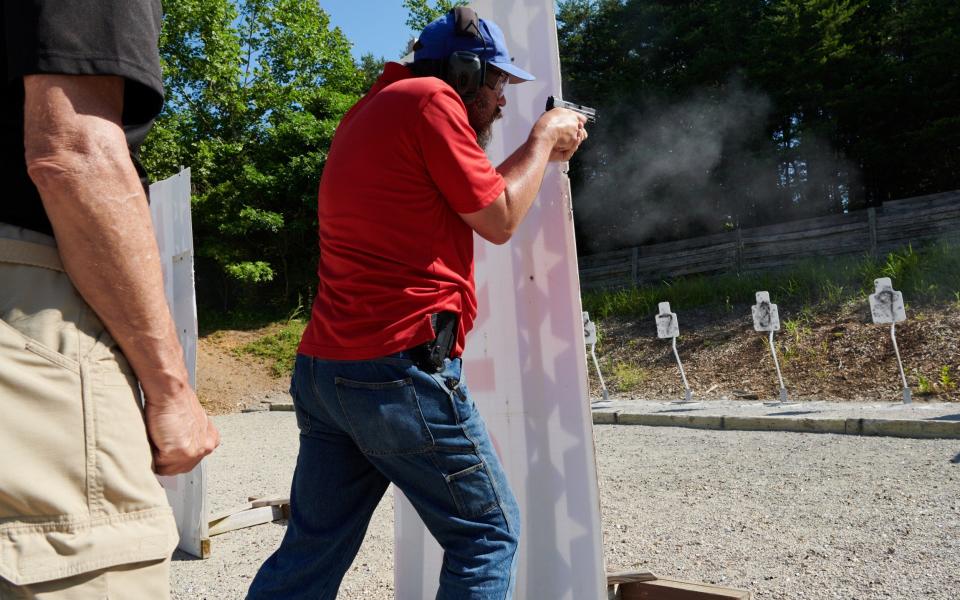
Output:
top-left (592, 301), bottom-right (960, 403)
top-left (196, 302), bottom-right (959, 415)
top-left (196, 329), bottom-right (288, 415)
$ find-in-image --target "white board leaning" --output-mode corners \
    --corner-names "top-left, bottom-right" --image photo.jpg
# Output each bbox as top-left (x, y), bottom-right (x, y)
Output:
top-left (149, 169), bottom-right (210, 558)
top-left (393, 2), bottom-right (608, 599)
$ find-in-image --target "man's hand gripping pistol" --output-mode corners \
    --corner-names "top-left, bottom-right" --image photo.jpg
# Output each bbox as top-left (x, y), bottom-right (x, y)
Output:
top-left (546, 96), bottom-right (597, 123)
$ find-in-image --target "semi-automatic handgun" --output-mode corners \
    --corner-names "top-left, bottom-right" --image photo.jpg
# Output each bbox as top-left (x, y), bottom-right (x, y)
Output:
top-left (546, 96), bottom-right (597, 123)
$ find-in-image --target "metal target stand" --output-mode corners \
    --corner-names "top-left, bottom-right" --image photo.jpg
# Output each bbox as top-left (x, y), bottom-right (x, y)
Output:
top-left (752, 292), bottom-right (794, 406)
top-left (583, 312), bottom-right (612, 409)
top-left (870, 278), bottom-right (912, 404)
top-left (656, 302), bottom-right (696, 404)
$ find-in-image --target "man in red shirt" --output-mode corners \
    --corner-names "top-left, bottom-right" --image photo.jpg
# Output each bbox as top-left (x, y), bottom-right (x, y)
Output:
top-left (249, 8), bottom-right (587, 599)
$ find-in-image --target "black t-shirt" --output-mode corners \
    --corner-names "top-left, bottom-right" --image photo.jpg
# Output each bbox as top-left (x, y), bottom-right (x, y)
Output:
top-left (1, 0), bottom-right (164, 235)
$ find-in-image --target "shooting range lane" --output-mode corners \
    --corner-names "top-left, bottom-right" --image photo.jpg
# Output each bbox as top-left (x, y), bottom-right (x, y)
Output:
top-left (394, 1), bottom-right (607, 598)
top-left (168, 411), bottom-right (960, 600)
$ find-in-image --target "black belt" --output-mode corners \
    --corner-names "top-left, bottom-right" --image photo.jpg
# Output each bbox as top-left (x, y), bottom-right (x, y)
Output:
top-left (408, 311), bottom-right (459, 373)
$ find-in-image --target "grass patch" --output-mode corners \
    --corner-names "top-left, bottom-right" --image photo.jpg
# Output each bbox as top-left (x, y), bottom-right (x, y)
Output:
top-left (199, 306), bottom-right (297, 336)
top-left (611, 362), bottom-right (648, 392)
top-left (939, 366), bottom-right (957, 392)
top-left (236, 318), bottom-right (308, 377)
top-left (582, 242), bottom-right (960, 319)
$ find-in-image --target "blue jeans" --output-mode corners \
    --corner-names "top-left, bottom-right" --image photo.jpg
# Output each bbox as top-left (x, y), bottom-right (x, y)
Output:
top-left (247, 353), bottom-right (520, 600)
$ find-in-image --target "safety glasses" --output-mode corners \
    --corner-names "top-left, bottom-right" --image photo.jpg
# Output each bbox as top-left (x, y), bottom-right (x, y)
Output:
top-left (484, 67), bottom-right (508, 96)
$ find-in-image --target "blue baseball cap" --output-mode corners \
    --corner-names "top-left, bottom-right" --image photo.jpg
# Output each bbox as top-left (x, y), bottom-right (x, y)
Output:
top-left (412, 9), bottom-right (535, 84)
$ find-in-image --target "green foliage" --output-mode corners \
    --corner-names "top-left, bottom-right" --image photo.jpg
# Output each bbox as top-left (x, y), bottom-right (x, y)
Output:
top-left (611, 361), bottom-right (648, 392)
top-left (224, 261), bottom-right (274, 283)
top-left (940, 366), bottom-right (957, 392)
top-left (783, 317), bottom-right (811, 345)
top-left (237, 317), bottom-right (308, 377)
top-left (582, 243), bottom-right (960, 319)
top-left (914, 365), bottom-right (958, 396)
top-left (358, 53), bottom-right (387, 90)
top-left (142, 0), bottom-right (367, 310)
top-left (860, 243), bottom-right (960, 304)
top-left (402, 0), bottom-right (467, 32)
top-left (916, 372), bottom-right (935, 396)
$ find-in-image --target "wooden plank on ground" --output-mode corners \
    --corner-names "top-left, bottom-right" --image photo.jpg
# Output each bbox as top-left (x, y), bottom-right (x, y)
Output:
top-left (608, 571), bottom-right (657, 585)
top-left (208, 504), bottom-right (288, 536)
top-left (207, 502), bottom-right (255, 523)
top-left (249, 496), bottom-right (289, 508)
top-left (619, 577), bottom-right (751, 600)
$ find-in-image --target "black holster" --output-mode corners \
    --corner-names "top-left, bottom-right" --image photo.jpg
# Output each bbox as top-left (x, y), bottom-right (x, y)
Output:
top-left (409, 312), bottom-right (459, 373)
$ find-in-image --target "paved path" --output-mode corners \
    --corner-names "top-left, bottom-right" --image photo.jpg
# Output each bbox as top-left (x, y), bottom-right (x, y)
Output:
top-left (590, 398), bottom-right (960, 439)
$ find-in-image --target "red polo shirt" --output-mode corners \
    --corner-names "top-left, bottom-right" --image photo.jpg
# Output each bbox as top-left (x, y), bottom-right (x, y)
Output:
top-left (298, 63), bottom-right (505, 360)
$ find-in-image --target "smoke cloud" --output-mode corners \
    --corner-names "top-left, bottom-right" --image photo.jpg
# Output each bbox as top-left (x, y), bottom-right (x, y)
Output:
top-left (572, 77), bottom-right (857, 254)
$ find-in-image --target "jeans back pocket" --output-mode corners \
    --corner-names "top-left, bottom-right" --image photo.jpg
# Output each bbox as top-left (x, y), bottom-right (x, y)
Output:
top-left (334, 376), bottom-right (434, 456)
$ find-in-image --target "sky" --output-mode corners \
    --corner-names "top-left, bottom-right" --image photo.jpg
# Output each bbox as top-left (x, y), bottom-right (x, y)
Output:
top-left (318, 1), bottom-right (417, 61)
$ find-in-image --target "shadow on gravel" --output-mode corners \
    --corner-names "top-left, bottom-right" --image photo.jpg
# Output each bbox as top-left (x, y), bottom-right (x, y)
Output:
top-left (766, 410), bottom-right (823, 417)
top-left (172, 549), bottom-right (202, 562)
top-left (951, 453), bottom-right (960, 464)
top-left (655, 407), bottom-right (704, 413)
top-left (930, 414), bottom-right (960, 422)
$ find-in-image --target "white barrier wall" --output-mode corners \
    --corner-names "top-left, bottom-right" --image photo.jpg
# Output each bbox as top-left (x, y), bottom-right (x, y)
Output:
top-left (150, 169), bottom-right (209, 558)
top-left (394, 2), bottom-right (607, 598)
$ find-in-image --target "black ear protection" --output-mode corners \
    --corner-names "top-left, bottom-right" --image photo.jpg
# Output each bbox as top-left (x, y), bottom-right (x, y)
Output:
top-left (444, 7), bottom-right (487, 104)
top-left (410, 8), bottom-right (494, 104)
top-left (446, 50), bottom-right (484, 103)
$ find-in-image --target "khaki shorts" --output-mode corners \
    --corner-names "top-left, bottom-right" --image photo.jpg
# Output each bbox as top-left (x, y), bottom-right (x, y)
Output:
top-left (0, 558), bottom-right (169, 600)
top-left (0, 225), bottom-right (178, 589)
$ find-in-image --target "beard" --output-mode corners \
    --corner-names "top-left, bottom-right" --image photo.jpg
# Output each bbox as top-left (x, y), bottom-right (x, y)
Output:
top-left (467, 92), bottom-right (502, 150)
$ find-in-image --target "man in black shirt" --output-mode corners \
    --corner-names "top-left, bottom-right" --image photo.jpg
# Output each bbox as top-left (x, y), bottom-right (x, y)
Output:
top-left (0, 2), bottom-right (219, 596)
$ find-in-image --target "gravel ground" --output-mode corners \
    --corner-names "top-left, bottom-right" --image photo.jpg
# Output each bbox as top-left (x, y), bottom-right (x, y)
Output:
top-left (171, 412), bottom-right (960, 599)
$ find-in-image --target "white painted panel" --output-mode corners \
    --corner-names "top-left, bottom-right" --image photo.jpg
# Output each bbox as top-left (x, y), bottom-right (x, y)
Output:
top-left (395, 2), bottom-right (607, 598)
top-left (149, 169), bottom-right (209, 558)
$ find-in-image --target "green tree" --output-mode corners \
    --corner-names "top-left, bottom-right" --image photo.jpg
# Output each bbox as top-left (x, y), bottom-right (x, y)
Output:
top-left (557, 0), bottom-right (960, 253)
top-left (142, 0), bottom-right (364, 310)
top-left (358, 53), bottom-right (387, 91)
top-left (402, 0), bottom-right (467, 33)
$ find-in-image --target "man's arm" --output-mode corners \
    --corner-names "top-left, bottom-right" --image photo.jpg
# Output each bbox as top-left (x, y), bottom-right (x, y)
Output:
top-left (460, 108), bottom-right (587, 244)
top-left (23, 74), bottom-right (219, 476)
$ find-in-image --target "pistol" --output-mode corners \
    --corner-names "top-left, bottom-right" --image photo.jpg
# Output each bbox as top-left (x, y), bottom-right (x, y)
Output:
top-left (546, 96), bottom-right (597, 123)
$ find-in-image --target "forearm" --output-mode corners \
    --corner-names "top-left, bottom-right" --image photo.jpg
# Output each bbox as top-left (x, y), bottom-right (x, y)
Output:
top-left (22, 75), bottom-right (216, 475)
top-left (29, 154), bottom-right (191, 402)
top-left (460, 108), bottom-right (584, 244)
top-left (23, 76), bottom-right (191, 406)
